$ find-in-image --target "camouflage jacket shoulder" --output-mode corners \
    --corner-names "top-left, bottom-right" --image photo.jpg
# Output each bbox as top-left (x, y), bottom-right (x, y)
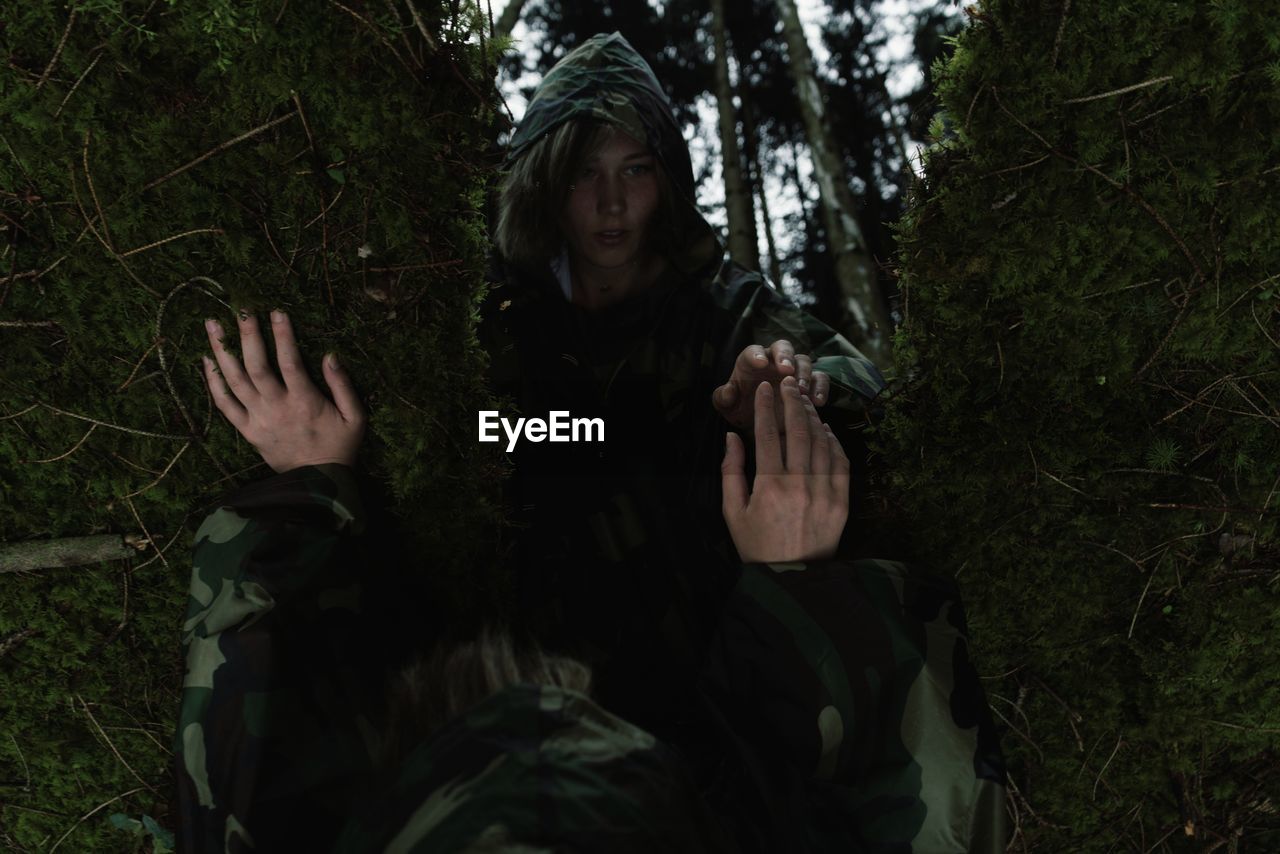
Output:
top-left (173, 463), bottom-right (383, 853)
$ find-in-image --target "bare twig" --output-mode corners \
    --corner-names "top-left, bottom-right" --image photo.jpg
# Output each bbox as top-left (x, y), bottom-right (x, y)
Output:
top-left (123, 497), bottom-right (168, 569)
top-left (121, 441), bottom-right (191, 500)
top-left (1049, 0), bottom-right (1071, 70)
top-left (404, 0), bottom-right (440, 52)
top-left (329, 0), bottom-right (418, 78)
top-left (116, 336), bottom-right (166, 392)
top-left (27, 422), bottom-right (98, 464)
top-left (47, 786), bottom-right (147, 853)
top-left (1063, 75), bottom-right (1173, 105)
top-left (83, 130), bottom-right (116, 251)
top-left (28, 402), bottom-right (189, 441)
top-left (54, 49), bottom-right (103, 118)
top-left (35, 10), bottom-right (77, 92)
top-left (155, 275), bottom-right (235, 480)
top-left (141, 109), bottom-right (300, 193)
top-left (0, 320), bottom-right (58, 328)
top-left (120, 227), bottom-right (224, 258)
top-left (75, 694), bottom-right (158, 795)
top-left (1093, 735), bottom-right (1124, 800)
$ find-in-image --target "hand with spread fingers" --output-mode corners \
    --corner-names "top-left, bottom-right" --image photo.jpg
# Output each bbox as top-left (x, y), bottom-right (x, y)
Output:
top-left (201, 309), bottom-right (366, 474)
top-left (711, 339), bottom-right (830, 437)
top-left (721, 375), bottom-right (850, 563)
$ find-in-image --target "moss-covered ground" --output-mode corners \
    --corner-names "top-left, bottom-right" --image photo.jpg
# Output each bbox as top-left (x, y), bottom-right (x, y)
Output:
top-left (0, 2), bottom-right (509, 848)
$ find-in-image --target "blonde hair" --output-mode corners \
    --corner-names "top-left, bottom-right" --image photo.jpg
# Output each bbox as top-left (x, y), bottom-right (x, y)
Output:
top-left (493, 118), bottom-right (698, 272)
top-left (377, 623), bottom-right (592, 769)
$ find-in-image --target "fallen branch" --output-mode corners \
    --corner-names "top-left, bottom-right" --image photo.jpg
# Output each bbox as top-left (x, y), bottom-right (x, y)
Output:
top-left (0, 534), bottom-right (150, 573)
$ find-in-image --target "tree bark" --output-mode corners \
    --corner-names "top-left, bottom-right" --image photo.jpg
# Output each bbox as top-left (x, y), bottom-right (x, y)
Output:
top-left (773, 0), bottom-right (892, 367)
top-left (0, 534), bottom-right (145, 572)
top-left (733, 49), bottom-right (783, 288)
top-left (709, 0), bottom-right (759, 272)
top-left (494, 0), bottom-right (527, 40)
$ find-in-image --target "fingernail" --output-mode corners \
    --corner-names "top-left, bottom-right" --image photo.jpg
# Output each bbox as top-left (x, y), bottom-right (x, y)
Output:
top-left (201, 354), bottom-right (211, 368)
top-left (327, 353), bottom-right (340, 369)
top-left (799, 378), bottom-right (808, 391)
top-left (271, 309), bottom-right (286, 323)
top-left (754, 351), bottom-right (767, 361)
top-left (781, 358), bottom-right (792, 368)
top-left (205, 318), bottom-right (218, 332)
top-left (237, 309), bottom-right (250, 321)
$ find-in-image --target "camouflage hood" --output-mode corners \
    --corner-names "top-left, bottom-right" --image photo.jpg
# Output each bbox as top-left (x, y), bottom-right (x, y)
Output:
top-left (503, 31), bottom-right (721, 277)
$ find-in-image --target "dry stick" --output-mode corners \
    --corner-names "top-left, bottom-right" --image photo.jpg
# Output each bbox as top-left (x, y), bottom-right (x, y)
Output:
top-left (83, 130), bottom-right (116, 251)
top-left (75, 693), bottom-right (158, 794)
top-left (1127, 545), bottom-right (1171, 639)
top-left (1092, 735), bottom-right (1124, 801)
top-left (120, 227), bottom-right (224, 258)
top-left (329, 0), bottom-right (418, 79)
top-left (121, 442), bottom-right (190, 500)
top-left (1062, 75), bottom-right (1173, 105)
top-left (47, 786), bottom-right (147, 854)
top-left (0, 628), bottom-right (39, 661)
top-left (68, 163), bottom-right (161, 299)
top-left (1049, 0), bottom-right (1070, 70)
top-left (262, 219), bottom-right (299, 277)
top-left (35, 10), bottom-right (77, 91)
top-left (0, 319), bottom-right (58, 328)
top-left (116, 336), bottom-right (166, 392)
top-left (140, 109), bottom-right (300, 193)
top-left (989, 87), bottom-right (1206, 382)
top-left (31, 402), bottom-right (189, 441)
top-left (405, 0), bottom-right (440, 52)
top-left (28, 422), bottom-right (98, 464)
top-left (381, 0), bottom-right (424, 68)
top-left (128, 524), bottom-right (188, 574)
top-left (290, 91), bottom-right (335, 306)
top-left (123, 496), bottom-right (168, 569)
top-left (156, 276), bottom-right (235, 481)
top-left (0, 403), bottom-right (39, 421)
top-left (0, 535), bottom-right (138, 572)
top-left (54, 49), bottom-right (102, 119)
top-left (1030, 673), bottom-right (1085, 753)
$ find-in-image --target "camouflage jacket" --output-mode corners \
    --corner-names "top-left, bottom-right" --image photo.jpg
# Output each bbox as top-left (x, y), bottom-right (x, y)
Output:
top-left (175, 464), bottom-right (1007, 853)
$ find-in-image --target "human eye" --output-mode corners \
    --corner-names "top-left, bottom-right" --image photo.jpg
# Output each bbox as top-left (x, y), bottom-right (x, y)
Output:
top-left (626, 163), bottom-right (653, 176)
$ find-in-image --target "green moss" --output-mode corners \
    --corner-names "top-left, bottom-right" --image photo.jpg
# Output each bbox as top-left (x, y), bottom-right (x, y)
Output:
top-left (1, 1), bottom-right (507, 847)
top-left (872, 1), bottom-right (1280, 848)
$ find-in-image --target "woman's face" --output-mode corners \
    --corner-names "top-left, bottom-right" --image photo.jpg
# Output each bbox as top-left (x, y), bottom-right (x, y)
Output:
top-left (560, 127), bottom-right (660, 271)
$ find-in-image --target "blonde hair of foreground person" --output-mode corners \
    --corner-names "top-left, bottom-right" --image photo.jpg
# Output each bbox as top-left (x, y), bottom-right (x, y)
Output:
top-left (376, 624), bottom-right (593, 770)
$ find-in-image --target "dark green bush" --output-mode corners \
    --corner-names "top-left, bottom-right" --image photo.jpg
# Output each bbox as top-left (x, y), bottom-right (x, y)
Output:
top-left (873, 1), bottom-right (1279, 849)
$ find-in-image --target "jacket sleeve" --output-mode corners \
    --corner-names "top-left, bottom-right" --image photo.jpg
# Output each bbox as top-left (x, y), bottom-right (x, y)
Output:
top-left (173, 463), bottom-right (383, 853)
top-left (739, 281), bottom-right (889, 426)
top-left (698, 557), bottom-right (1009, 854)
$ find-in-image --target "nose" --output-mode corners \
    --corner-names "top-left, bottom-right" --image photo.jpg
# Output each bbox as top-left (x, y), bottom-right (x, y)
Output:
top-left (596, 173), bottom-right (625, 215)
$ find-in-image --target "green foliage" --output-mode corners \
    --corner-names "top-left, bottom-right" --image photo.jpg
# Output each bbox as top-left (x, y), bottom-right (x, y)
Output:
top-left (1, 1), bottom-right (509, 847)
top-left (873, 0), bottom-right (1280, 849)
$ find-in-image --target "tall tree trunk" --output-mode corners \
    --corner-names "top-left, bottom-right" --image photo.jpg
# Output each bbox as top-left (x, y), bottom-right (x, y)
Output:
top-left (788, 140), bottom-right (840, 325)
top-left (709, 0), bottom-right (759, 272)
top-left (494, 0), bottom-right (528, 40)
top-left (773, 0), bottom-right (892, 366)
top-left (735, 56), bottom-right (783, 289)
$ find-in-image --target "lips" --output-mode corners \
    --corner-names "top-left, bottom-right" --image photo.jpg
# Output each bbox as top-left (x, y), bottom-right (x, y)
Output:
top-left (594, 230), bottom-right (628, 246)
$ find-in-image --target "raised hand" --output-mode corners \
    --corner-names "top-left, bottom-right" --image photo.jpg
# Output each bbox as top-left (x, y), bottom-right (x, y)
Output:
top-left (720, 375), bottom-right (849, 563)
top-left (202, 309), bottom-right (366, 474)
top-left (711, 339), bottom-right (830, 437)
